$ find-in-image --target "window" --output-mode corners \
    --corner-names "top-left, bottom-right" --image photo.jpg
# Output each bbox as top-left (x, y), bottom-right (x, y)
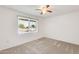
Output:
top-left (18, 16), bottom-right (38, 34)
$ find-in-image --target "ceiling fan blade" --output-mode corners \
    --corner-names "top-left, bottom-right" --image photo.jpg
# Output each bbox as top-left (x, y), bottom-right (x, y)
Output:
top-left (46, 5), bottom-right (50, 8)
top-left (36, 9), bottom-right (41, 10)
top-left (47, 10), bottom-right (52, 13)
top-left (40, 12), bottom-right (43, 15)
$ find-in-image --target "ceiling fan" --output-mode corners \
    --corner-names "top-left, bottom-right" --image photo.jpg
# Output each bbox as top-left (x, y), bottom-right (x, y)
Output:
top-left (36, 5), bottom-right (52, 15)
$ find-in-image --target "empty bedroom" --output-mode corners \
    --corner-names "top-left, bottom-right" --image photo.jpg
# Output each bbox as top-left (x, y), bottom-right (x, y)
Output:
top-left (0, 5), bottom-right (79, 54)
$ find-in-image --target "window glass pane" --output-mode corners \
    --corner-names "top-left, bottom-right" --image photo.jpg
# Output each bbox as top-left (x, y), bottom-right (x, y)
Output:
top-left (18, 19), bottom-right (29, 34)
top-left (29, 20), bottom-right (36, 32)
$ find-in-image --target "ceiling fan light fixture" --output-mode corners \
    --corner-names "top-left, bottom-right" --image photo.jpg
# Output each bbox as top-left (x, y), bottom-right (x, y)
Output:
top-left (36, 5), bottom-right (52, 15)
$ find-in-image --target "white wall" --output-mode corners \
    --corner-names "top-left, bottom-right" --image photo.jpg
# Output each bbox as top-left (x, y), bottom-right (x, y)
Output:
top-left (0, 6), bottom-right (79, 50)
top-left (44, 12), bottom-right (79, 45)
top-left (0, 6), bottom-right (44, 50)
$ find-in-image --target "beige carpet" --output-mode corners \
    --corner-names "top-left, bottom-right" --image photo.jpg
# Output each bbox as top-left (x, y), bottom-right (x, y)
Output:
top-left (0, 37), bottom-right (79, 54)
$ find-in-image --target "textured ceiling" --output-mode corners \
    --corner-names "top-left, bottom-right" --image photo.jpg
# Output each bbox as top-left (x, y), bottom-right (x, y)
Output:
top-left (3, 5), bottom-right (79, 18)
